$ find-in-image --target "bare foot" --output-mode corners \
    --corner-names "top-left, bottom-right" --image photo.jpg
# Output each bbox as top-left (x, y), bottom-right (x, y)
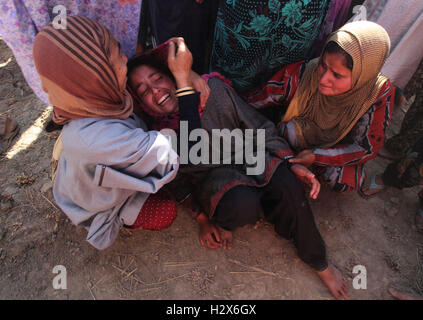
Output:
top-left (216, 226), bottom-right (233, 250)
top-left (361, 174), bottom-right (385, 196)
top-left (389, 286), bottom-right (423, 300)
top-left (317, 264), bottom-right (349, 300)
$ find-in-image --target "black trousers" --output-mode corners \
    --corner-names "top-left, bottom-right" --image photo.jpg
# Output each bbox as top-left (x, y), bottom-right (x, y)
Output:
top-left (213, 164), bottom-right (328, 271)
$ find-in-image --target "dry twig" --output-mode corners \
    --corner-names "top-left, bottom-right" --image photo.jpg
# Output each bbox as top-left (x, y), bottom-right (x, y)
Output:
top-left (87, 283), bottom-right (96, 300)
top-left (40, 193), bottom-right (60, 212)
top-left (164, 261), bottom-right (205, 268)
top-left (228, 259), bottom-right (288, 279)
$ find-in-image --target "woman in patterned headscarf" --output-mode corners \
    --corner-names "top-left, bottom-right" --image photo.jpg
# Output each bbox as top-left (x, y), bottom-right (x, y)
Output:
top-left (33, 16), bottom-right (179, 250)
top-left (247, 21), bottom-right (395, 194)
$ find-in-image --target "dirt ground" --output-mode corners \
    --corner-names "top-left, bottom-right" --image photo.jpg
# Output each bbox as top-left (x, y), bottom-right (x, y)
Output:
top-left (1, 37), bottom-right (422, 301)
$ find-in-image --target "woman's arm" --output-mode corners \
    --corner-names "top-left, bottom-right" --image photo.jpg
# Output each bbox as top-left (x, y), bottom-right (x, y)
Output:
top-left (167, 38), bottom-right (202, 132)
top-left (57, 117), bottom-right (180, 250)
top-left (313, 82), bottom-right (395, 167)
top-left (168, 38), bottom-right (193, 89)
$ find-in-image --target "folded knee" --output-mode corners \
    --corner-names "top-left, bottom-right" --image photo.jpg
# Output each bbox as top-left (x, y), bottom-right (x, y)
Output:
top-left (213, 186), bottom-right (261, 229)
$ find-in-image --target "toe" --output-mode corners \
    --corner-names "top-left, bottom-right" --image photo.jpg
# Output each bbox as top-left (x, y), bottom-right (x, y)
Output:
top-left (334, 290), bottom-right (343, 300)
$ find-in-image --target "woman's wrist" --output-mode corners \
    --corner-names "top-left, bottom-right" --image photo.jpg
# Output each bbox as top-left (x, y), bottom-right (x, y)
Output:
top-left (174, 74), bottom-right (193, 89)
top-left (196, 212), bottom-right (209, 224)
top-left (175, 86), bottom-right (196, 98)
top-left (283, 155), bottom-right (295, 170)
top-left (174, 71), bottom-right (195, 97)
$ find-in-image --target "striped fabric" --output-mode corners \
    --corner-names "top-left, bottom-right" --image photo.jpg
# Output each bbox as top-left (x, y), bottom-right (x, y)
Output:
top-left (314, 81), bottom-right (395, 192)
top-left (33, 16), bottom-right (133, 124)
top-left (242, 61), bottom-right (395, 192)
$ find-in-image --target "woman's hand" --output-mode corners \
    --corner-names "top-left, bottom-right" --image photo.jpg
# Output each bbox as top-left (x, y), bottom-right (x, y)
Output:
top-left (290, 164), bottom-right (320, 199)
top-left (190, 71), bottom-right (210, 108)
top-left (196, 213), bottom-right (222, 249)
top-left (167, 37), bottom-right (193, 89)
top-left (289, 149), bottom-right (316, 168)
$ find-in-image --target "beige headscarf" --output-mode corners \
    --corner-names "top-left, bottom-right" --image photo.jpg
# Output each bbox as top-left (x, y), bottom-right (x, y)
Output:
top-left (283, 21), bottom-right (391, 150)
top-left (33, 16), bottom-right (133, 125)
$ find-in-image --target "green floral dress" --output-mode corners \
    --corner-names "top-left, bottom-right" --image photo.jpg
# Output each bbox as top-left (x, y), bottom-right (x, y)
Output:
top-left (210, 0), bottom-right (329, 93)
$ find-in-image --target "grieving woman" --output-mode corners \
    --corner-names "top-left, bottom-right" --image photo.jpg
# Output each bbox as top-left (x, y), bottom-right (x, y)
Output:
top-left (127, 38), bottom-right (349, 299)
top-left (33, 16), bottom-right (179, 250)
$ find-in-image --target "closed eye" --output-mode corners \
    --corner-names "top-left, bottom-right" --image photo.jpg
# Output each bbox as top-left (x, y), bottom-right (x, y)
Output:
top-left (140, 88), bottom-right (149, 98)
top-left (135, 83), bottom-right (148, 98)
top-left (152, 75), bottom-right (162, 82)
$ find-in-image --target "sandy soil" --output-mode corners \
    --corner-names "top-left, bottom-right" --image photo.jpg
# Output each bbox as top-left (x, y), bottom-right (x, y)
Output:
top-left (0, 37), bottom-right (422, 300)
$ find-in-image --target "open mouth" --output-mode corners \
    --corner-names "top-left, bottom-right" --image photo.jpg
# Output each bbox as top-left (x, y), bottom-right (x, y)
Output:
top-left (158, 94), bottom-right (170, 106)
